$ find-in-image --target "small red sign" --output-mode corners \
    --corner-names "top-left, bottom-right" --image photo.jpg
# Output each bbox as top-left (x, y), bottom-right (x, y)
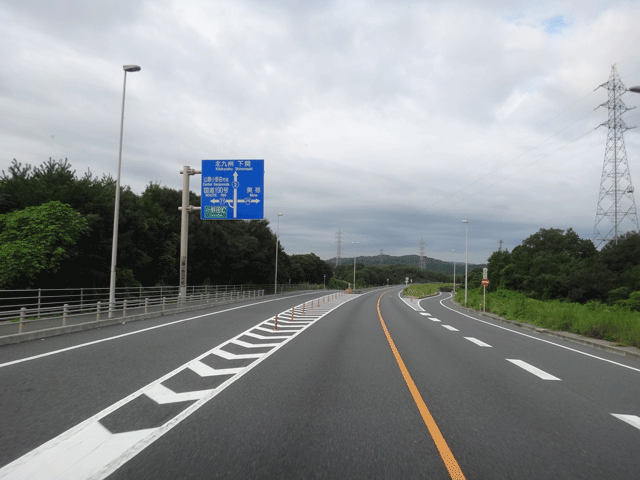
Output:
top-left (481, 279), bottom-right (490, 287)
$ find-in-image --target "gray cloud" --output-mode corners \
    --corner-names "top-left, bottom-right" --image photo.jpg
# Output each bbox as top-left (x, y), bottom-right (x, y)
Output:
top-left (2, 0), bottom-right (640, 267)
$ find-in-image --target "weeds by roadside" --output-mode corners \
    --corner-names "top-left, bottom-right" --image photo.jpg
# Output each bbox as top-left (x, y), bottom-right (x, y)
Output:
top-left (455, 288), bottom-right (640, 348)
top-left (403, 284), bottom-right (453, 298)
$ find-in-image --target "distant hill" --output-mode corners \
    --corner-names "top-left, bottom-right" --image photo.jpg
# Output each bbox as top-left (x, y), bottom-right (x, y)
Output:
top-left (326, 254), bottom-right (486, 276)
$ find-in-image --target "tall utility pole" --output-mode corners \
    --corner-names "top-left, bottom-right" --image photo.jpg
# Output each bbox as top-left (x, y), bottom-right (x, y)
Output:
top-left (594, 65), bottom-right (639, 247)
top-left (419, 238), bottom-right (425, 270)
top-left (335, 228), bottom-right (343, 268)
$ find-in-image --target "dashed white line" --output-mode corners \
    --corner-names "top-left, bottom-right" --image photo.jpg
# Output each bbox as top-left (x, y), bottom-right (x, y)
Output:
top-left (612, 414), bottom-right (640, 431)
top-left (507, 359), bottom-right (561, 380)
top-left (429, 318), bottom-right (441, 322)
top-left (419, 312), bottom-right (431, 316)
top-left (442, 325), bottom-right (459, 331)
top-left (465, 337), bottom-right (492, 347)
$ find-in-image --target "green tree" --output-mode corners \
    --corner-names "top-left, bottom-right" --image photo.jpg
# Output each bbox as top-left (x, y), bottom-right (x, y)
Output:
top-left (0, 201), bottom-right (88, 288)
top-left (501, 228), bottom-right (597, 300)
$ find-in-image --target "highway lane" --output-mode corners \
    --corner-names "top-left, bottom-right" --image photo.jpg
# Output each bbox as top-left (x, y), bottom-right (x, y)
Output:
top-left (111, 288), bottom-right (640, 479)
top-left (108, 288), bottom-right (451, 480)
top-left (0, 290), bottom-right (334, 473)
top-left (3, 287), bottom-right (640, 478)
top-left (388, 291), bottom-right (640, 478)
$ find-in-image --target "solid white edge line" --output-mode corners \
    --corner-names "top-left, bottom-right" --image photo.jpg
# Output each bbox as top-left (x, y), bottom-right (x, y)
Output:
top-left (396, 290), bottom-right (427, 311)
top-left (507, 359), bottom-right (561, 380)
top-left (0, 292), bottom-right (324, 369)
top-left (439, 293), bottom-right (640, 374)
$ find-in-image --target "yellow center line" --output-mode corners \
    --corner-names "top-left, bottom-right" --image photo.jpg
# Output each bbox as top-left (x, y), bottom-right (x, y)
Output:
top-left (377, 292), bottom-right (466, 480)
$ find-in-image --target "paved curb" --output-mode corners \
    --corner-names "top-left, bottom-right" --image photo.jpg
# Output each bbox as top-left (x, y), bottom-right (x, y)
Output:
top-left (449, 299), bottom-right (640, 361)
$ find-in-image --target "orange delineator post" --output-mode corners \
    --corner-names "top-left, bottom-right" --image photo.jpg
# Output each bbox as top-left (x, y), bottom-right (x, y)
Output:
top-left (291, 307), bottom-right (294, 321)
top-left (274, 314), bottom-right (278, 331)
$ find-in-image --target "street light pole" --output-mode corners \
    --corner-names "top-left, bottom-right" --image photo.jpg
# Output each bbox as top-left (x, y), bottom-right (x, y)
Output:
top-left (274, 213), bottom-right (283, 295)
top-left (452, 249), bottom-right (456, 296)
top-left (109, 64), bottom-right (140, 318)
top-left (462, 220), bottom-right (468, 306)
top-left (352, 241), bottom-right (359, 291)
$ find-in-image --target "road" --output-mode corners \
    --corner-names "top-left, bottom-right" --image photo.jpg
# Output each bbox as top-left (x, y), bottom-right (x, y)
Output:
top-left (1, 288), bottom-right (640, 479)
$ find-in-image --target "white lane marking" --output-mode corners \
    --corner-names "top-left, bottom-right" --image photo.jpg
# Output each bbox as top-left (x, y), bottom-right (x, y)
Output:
top-left (230, 339), bottom-right (277, 349)
top-left (212, 348), bottom-right (263, 360)
top-left (442, 325), bottom-right (459, 331)
top-left (612, 414), bottom-right (640, 431)
top-left (243, 332), bottom-right (291, 340)
top-left (507, 359), bottom-right (561, 380)
top-left (253, 326), bottom-right (295, 334)
top-left (397, 290), bottom-right (425, 311)
top-left (465, 337), bottom-right (492, 347)
top-left (0, 421), bottom-right (156, 480)
top-left (429, 318), bottom-right (441, 322)
top-left (0, 292), bottom-right (321, 369)
top-left (144, 384), bottom-right (212, 404)
top-left (0, 295), bottom-right (358, 480)
top-left (439, 294), bottom-right (640, 374)
top-left (188, 360), bottom-right (243, 377)
top-left (419, 312), bottom-right (431, 316)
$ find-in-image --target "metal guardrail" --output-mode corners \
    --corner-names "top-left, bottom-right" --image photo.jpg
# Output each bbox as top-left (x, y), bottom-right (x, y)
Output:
top-left (0, 283), bottom-right (325, 340)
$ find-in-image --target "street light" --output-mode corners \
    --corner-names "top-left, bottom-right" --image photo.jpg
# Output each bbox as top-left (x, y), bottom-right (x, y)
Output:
top-left (352, 241), bottom-right (359, 291)
top-left (109, 64), bottom-right (141, 318)
top-left (462, 220), bottom-right (469, 306)
top-left (452, 249), bottom-right (456, 296)
top-left (274, 213), bottom-right (283, 295)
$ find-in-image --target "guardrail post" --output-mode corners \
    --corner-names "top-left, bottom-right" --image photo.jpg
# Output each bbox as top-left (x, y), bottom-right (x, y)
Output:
top-left (37, 288), bottom-right (41, 318)
top-left (97, 301), bottom-right (101, 320)
top-left (162, 297), bottom-right (166, 313)
top-left (20, 307), bottom-right (26, 333)
top-left (145, 297), bottom-right (149, 314)
top-left (63, 304), bottom-right (68, 326)
top-left (123, 299), bottom-right (127, 317)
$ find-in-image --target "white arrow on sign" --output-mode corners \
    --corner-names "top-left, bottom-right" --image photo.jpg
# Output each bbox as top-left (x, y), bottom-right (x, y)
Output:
top-left (232, 171), bottom-right (239, 218)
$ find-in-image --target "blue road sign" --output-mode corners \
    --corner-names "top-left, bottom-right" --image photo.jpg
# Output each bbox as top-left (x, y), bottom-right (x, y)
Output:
top-left (201, 160), bottom-right (264, 220)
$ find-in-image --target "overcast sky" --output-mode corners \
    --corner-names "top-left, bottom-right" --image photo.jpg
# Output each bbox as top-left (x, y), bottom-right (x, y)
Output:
top-left (3, 0), bottom-right (640, 265)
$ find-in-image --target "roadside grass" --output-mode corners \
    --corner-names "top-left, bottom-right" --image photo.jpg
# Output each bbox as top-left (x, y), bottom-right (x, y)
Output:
top-left (455, 288), bottom-right (640, 348)
top-left (403, 283), bottom-right (452, 298)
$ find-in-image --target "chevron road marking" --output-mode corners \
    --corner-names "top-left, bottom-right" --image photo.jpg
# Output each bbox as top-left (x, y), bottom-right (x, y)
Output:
top-left (0, 293), bottom-right (357, 480)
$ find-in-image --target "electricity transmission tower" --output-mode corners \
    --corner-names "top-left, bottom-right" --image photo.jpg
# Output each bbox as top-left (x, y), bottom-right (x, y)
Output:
top-left (419, 238), bottom-right (425, 270)
top-left (594, 65), bottom-right (639, 247)
top-left (335, 228), bottom-right (343, 268)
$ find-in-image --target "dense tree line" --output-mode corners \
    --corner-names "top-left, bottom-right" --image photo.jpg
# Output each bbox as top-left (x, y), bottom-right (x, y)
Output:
top-left (332, 263), bottom-right (451, 289)
top-left (485, 227), bottom-right (640, 308)
top-left (0, 158), bottom-right (334, 290)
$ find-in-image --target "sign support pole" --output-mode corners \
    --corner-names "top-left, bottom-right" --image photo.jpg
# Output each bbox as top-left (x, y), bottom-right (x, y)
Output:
top-left (179, 166), bottom-right (201, 302)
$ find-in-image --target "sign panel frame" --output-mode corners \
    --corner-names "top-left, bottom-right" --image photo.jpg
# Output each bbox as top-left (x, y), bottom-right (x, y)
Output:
top-left (201, 159), bottom-right (264, 220)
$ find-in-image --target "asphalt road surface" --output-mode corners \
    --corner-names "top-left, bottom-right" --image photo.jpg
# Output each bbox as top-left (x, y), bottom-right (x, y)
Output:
top-left (1, 288), bottom-right (640, 479)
